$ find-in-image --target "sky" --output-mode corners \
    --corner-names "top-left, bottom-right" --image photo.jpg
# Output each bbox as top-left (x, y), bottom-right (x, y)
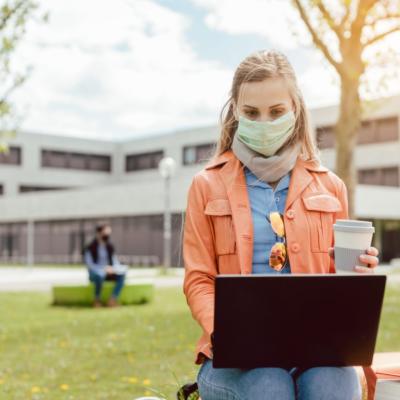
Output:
top-left (10, 0), bottom-right (400, 141)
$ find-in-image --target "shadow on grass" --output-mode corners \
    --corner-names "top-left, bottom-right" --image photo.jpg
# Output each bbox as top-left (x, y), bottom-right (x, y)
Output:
top-left (50, 299), bottom-right (152, 309)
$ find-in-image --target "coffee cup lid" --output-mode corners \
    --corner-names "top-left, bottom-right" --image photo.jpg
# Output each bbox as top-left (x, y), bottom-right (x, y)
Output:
top-left (335, 219), bottom-right (372, 227)
top-left (334, 219), bottom-right (374, 233)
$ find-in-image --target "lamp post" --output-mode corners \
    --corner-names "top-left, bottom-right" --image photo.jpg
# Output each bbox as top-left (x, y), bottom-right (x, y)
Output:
top-left (158, 156), bottom-right (176, 273)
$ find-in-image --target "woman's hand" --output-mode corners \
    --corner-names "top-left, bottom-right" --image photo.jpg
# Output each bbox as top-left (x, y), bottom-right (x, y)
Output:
top-left (328, 246), bottom-right (380, 273)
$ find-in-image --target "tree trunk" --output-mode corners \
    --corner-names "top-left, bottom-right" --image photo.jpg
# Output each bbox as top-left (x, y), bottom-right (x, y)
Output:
top-left (335, 75), bottom-right (362, 219)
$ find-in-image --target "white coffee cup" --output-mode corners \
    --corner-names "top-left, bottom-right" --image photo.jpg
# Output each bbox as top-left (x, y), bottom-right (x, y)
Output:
top-left (333, 219), bottom-right (375, 273)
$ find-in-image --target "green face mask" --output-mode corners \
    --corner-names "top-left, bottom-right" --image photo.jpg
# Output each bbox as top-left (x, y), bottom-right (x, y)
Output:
top-left (236, 110), bottom-right (296, 156)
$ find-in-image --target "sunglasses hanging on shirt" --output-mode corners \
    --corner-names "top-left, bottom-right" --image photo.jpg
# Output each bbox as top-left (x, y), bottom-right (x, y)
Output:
top-left (266, 211), bottom-right (288, 272)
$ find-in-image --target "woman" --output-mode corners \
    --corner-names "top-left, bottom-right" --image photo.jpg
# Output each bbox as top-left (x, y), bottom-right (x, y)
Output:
top-left (182, 50), bottom-right (380, 400)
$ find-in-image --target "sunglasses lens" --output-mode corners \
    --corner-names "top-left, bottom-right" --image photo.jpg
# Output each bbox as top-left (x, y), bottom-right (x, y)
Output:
top-left (269, 242), bottom-right (287, 271)
top-left (269, 211), bottom-right (285, 236)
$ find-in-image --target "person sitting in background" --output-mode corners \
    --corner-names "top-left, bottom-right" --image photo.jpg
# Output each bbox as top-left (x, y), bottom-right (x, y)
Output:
top-left (83, 224), bottom-right (127, 308)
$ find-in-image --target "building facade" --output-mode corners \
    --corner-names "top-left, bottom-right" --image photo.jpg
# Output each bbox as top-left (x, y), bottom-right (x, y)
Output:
top-left (0, 95), bottom-right (399, 266)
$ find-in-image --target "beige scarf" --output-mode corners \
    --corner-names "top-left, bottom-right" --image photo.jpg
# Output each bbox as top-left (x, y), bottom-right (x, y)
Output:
top-left (231, 131), bottom-right (302, 183)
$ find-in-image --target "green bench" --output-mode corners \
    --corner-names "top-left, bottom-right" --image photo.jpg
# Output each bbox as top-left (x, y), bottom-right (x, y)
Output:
top-left (52, 283), bottom-right (154, 306)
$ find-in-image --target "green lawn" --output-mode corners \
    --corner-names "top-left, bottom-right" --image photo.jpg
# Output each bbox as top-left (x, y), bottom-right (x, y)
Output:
top-left (0, 287), bottom-right (200, 400)
top-left (391, 267), bottom-right (400, 274)
top-left (0, 285), bottom-right (399, 400)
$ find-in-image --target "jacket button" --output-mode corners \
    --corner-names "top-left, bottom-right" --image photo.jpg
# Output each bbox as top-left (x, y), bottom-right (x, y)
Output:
top-left (291, 242), bottom-right (300, 253)
top-left (286, 209), bottom-right (295, 219)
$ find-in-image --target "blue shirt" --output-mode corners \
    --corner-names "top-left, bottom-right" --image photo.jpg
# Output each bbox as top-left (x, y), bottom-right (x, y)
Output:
top-left (244, 166), bottom-right (291, 274)
top-left (84, 242), bottom-right (120, 276)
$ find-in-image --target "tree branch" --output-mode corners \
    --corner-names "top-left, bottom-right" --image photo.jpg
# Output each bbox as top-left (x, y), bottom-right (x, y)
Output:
top-left (338, 1), bottom-right (351, 35)
top-left (292, 0), bottom-right (343, 74)
top-left (0, 1), bottom-right (26, 31)
top-left (362, 25), bottom-right (400, 47)
top-left (0, 79), bottom-right (23, 105)
top-left (366, 13), bottom-right (400, 27)
top-left (350, 0), bottom-right (376, 40)
top-left (315, 0), bottom-right (343, 42)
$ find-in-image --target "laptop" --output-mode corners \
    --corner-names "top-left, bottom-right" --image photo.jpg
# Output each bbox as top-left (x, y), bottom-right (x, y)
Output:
top-left (212, 274), bottom-right (386, 369)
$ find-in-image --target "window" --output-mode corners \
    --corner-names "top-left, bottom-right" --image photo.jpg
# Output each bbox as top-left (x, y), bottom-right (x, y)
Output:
top-left (317, 116), bottom-right (399, 148)
top-left (358, 169), bottom-right (379, 185)
top-left (69, 152), bottom-right (88, 170)
top-left (376, 117), bottom-right (398, 142)
top-left (183, 143), bottom-right (215, 165)
top-left (88, 154), bottom-right (111, 172)
top-left (42, 150), bottom-right (68, 168)
top-left (19, 186), bottom-right (68, 193)
top-left (0, 146), bottom-right (21, 165)
top-left (125, 150), bottom-right (164, 172)
top-left (358, 166), bottom-right (399, 187)
top-left (316, 126), bottom-right (335, 149)
top-left (0, 232), bottom-right (19, 257)
top-left (359, 117), bottom-right (398, 144)
top-left (41, 149), bottom-right (111, 172)
top-left (381, 167), bottom-right (399, 186)
top-left (358, 120), bottom-right (375, 144)
top-left (183, 147), bottom-right (196, 165)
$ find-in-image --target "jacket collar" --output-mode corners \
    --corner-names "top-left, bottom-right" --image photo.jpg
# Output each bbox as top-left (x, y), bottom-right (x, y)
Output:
top-left (205, 150), bottom-right (232, 170)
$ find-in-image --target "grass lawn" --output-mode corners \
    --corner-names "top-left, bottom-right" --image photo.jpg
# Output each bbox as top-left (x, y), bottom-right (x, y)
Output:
top-left (390, 267), bottom-right (400, 274)
top-left (0, 285), bottom-right (399, 400)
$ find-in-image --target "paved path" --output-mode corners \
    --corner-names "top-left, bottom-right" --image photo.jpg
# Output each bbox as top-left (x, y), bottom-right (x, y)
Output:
top-left (0, 265), bottom-right (398, 292)
top-left (0, 267), bottom-right (184, 292)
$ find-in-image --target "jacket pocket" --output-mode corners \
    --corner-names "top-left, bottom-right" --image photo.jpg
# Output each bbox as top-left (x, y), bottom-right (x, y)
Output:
top-left (302, 193), bottom-right (342, 253)
top-left (204, 198), bottom-right (236, 256)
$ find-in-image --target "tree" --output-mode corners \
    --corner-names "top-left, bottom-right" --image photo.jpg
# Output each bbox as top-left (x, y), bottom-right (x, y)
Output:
top-left (0, 0), bottom-right (43, 152)
top-left (291, 0), bottom-right (400, 218)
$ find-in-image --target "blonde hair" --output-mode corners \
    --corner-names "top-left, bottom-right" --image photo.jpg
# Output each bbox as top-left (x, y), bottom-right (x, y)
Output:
top-left (214, 49), bottom-right (321, 162)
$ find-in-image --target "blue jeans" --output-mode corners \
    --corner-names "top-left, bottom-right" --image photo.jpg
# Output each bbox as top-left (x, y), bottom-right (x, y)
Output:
top-left (197, 357), bottom-right (362, 400)
top-left (88, 270), bottom-right (126, 300)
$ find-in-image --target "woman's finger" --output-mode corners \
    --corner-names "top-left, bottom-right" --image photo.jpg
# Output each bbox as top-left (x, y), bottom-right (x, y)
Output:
top-left (366, 246), bottom-right (379, 257)
top-left (354, 265), bottom-right (375, 273)
top-left (359, 254), bottom-right (379, 267)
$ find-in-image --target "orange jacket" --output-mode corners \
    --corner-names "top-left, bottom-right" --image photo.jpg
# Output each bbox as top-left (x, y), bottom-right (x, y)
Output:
top-left (182, 149), bottom-right (376, 399)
